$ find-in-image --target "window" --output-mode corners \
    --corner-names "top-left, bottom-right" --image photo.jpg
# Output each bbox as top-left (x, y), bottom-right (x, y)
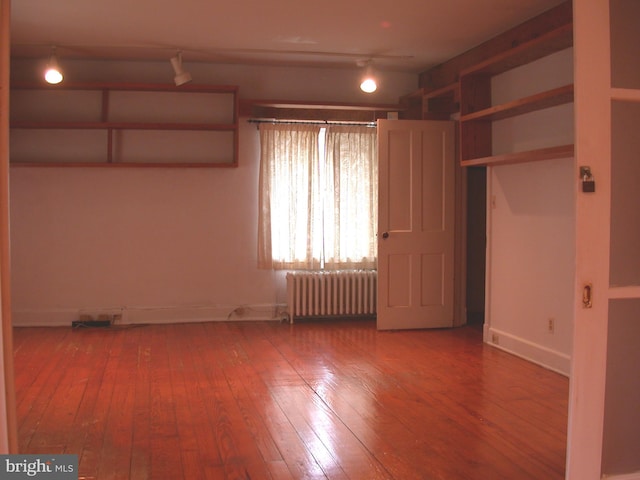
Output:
top-left (258, 123), bottom-right (377, 270)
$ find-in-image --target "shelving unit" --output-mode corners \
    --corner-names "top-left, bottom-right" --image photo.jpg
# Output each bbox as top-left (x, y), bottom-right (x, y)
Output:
top-left (460, 23), bottom-right (573, 78)
top-left (413, 21), bottom-right (574, 167)
top-left (10, 82), bottom-right (239, 167)
top-left (458, 23), bottom-right (573, 167)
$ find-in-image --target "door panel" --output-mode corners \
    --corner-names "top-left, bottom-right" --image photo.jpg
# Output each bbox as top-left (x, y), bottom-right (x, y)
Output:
top-left (422, 137), bottom-right (445, 231)
top-left (388, 254), bottom-right (411, 307)
top-left (377, 120), bottom-right (455, 330)
top-left (421, 253), bottom-right (444, 306)
top-left (388, 130), bottom-right (412, 231)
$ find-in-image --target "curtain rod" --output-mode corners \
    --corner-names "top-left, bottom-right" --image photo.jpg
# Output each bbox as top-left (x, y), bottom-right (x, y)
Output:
top-left (247, 119), bottom-right (377, 127)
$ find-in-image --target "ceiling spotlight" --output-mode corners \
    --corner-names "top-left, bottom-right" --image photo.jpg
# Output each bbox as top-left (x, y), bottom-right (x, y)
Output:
top-left (358, 60), bottom-right (377, 94)
top-left (44, 46), bottom-right (63, 85)
top-left (170, 51), bottom-right (192, 86)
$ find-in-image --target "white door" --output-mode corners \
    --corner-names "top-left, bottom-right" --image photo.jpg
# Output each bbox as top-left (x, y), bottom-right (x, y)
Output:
top-left (377, 120), bottom-right (455, 330)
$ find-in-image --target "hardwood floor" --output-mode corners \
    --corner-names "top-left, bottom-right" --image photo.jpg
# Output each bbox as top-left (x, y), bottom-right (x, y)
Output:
top-left (13, 320), bottom-right (568, 479)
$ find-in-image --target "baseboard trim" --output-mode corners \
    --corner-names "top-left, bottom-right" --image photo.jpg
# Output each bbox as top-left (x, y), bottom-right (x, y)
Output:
top-left (484, 326), bottom-right (571, 376)
top-left (12, 304), bottom-right (287, 327)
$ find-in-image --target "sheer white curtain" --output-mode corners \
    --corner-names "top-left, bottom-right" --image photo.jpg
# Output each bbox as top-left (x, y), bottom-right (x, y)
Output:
top-left (258, 124), bottom-right (322, 269)
top-left (323, 125), bottom-right (377, 269)
top-left (258, 123), bottom-right (377, 270)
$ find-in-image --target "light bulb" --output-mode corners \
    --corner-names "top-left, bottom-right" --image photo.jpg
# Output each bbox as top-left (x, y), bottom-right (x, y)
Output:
top-left (44, 67), bottom-right (63, 84)
top-left (360, 77), bottom-right (377, 93)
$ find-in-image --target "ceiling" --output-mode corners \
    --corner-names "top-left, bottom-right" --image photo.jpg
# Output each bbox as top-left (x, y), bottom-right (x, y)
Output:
top-left (10, 0), bottom-right (566, 74)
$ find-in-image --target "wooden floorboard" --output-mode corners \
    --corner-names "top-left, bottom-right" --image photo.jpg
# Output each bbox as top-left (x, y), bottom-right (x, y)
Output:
top-left (13, 320), bottom-right (569, 479)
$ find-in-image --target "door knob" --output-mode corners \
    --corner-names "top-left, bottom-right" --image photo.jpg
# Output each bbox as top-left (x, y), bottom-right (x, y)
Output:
top-left (382, 232), bottom-right (389, 239)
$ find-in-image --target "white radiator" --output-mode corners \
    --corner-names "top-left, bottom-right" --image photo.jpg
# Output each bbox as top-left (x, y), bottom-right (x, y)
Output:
top-left (286, 270), bottom-right (377, 323)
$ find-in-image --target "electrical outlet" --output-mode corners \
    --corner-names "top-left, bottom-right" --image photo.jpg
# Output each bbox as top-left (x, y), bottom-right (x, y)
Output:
top-left (492, 333), bottom-right (499, 344)
top-left (547, 318), bottom-right (555, 334)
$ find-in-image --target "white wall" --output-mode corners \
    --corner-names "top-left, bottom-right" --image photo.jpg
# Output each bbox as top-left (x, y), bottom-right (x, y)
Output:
top-left (485, 48), bottom-right (575, 375)
top-left (9, 59), bottom-right (417, 326)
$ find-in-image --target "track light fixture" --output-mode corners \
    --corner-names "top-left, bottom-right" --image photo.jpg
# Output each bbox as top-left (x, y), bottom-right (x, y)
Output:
top-left (44, 46), bottom-right (63, 85)
top-left (170, 51), bottom-right (192, 86)
top-left (358, 60), bottom-right (377, 94)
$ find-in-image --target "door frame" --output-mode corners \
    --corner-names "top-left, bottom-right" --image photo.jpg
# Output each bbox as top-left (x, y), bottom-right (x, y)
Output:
top-left (566, 0), bottom-right (611, 477)
top-left (1, 0), bottom-right (18, 452)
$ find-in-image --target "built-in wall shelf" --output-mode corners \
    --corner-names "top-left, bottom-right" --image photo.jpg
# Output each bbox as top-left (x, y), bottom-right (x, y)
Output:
top-left (423, 83), bottom-right (458, 100)
top-left (609, 286), bottom-right (640, 300)
top-left (458, 21), bottom-right (573, 166)
top-left (460, 144), bottom-right (574, 168)
top-left (611, 88), bottom-right (640, 102)
top-left (409, 9), bottom-right (574, 168)
top-left (460, 84), bottom-right (573, 122)
top-left (460, 23), bottom-right (573, 78)
top-left (11, 121), bottom-right (236, 131)
top-left (10, 82), bottom-right (239, 167)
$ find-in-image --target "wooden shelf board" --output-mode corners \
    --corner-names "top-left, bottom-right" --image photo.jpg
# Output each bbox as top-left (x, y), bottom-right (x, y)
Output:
top-left (11, 121), bottom-right (236, 131)
top-left (10, 161), bottom-right (237, 168)
top-left (461, 144), bottom-right (574, 167)
top-left (400, 88), bottom-right (425, 101)
top-left (460, 23), bottom-right (573, 78)
top-left (611, 88), bottom-right (640, 102)
top-left (460, 84), bottom-right (573, 122)
top-left (608, 285), bottom-right (640, 300)
top-left (423, 83), bottom-right (458, 100)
